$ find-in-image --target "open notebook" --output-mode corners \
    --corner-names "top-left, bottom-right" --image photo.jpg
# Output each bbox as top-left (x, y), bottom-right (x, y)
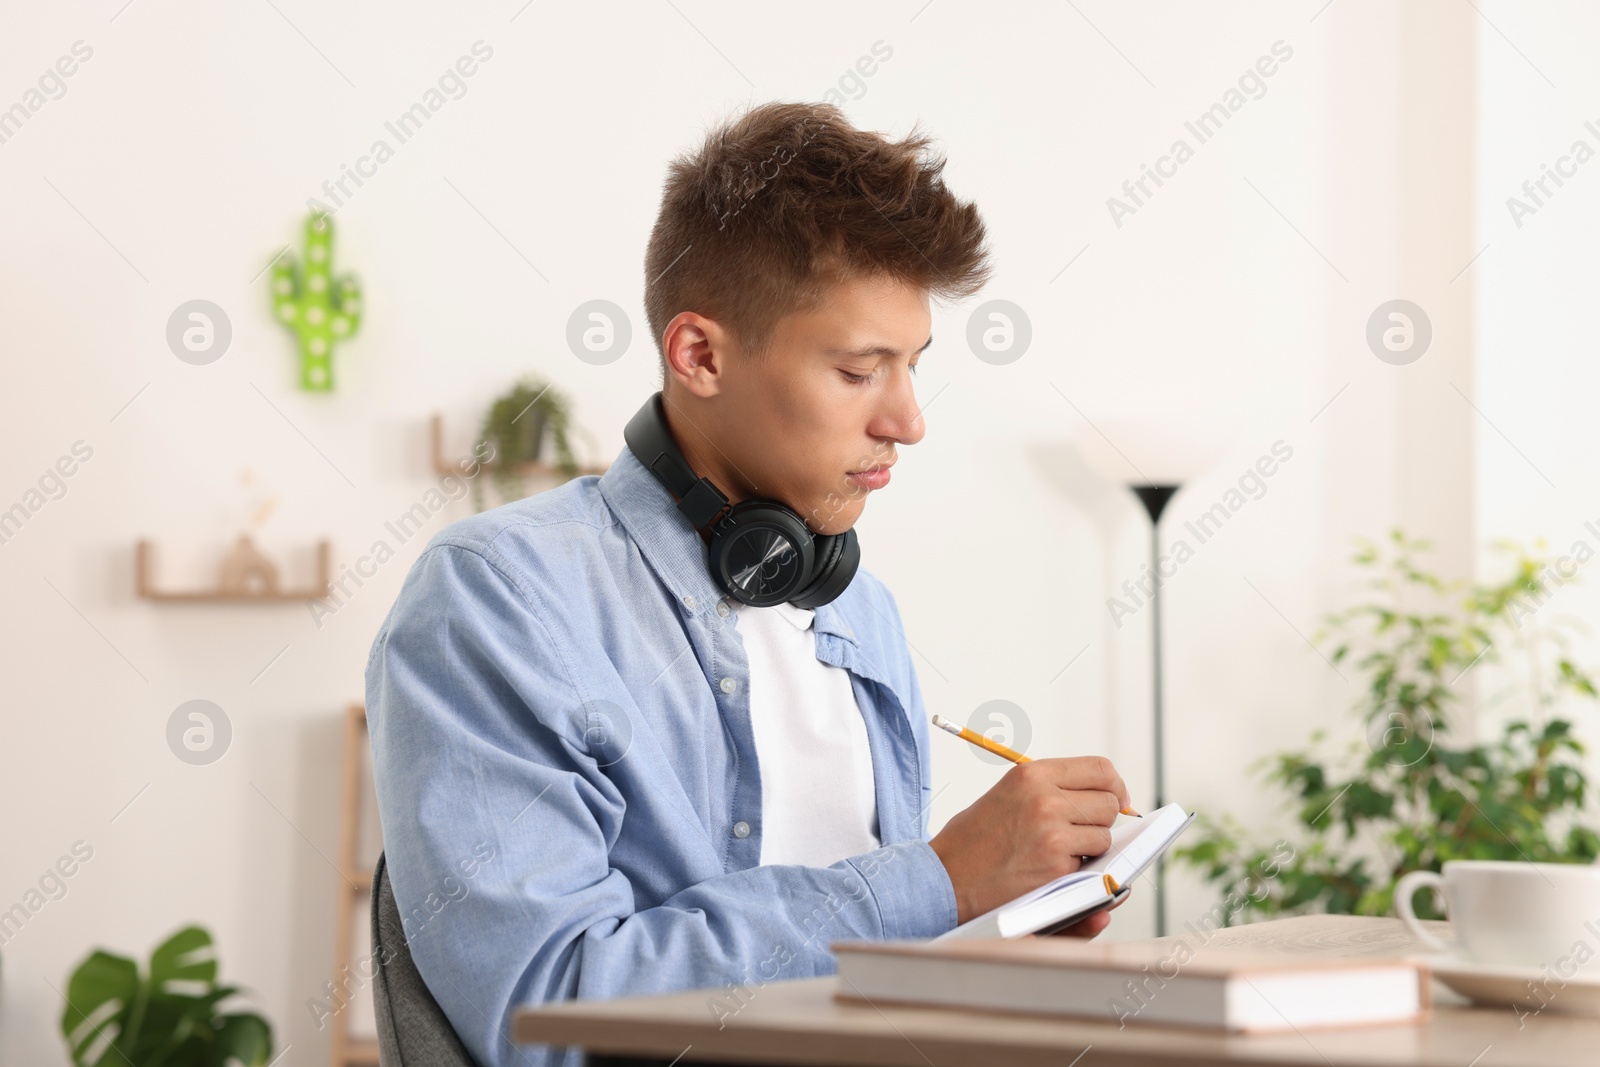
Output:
top-left (936, 802), bottom-right (1195, 940)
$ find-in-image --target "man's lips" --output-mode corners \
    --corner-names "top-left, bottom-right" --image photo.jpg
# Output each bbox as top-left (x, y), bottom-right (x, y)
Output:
top-left (847, 464), bottom-right (893, 489)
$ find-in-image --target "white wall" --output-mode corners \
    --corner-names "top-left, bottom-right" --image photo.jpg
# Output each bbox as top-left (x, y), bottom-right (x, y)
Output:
top-left (0, 1), bottom-right (1502, 1063)
top-left (1474, 4), bottom-right (1600, 758)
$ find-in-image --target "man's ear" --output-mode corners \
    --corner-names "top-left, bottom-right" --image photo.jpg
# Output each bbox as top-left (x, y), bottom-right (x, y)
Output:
top-left (662, 311), bottom-right (729, 399)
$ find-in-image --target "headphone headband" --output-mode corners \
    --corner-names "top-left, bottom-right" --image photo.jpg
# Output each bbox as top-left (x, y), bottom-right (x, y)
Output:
top-left (623, 394), bottom-right (730, 529)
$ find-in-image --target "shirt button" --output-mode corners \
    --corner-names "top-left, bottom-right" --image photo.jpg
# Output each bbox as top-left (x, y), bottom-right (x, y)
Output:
top-left (683, 595), bottom-right (697, 610)
top-left (719, 676), bottom-right (737, 694)
top-left (732, 820), bottom-right (751, 839)
top-left (716, 600), bottom-right (731, 618)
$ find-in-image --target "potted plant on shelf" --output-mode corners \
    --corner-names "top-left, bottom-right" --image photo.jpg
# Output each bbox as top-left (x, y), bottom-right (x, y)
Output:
top-left (1173, 530), bottom-right (1600, 923)
top-left (473, 377), bottom-right (582, 510)
top-left (60, 925), bottom-right (274, 1066)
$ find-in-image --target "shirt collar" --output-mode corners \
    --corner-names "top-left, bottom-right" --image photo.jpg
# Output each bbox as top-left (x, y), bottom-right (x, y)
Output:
top-left (597, 444), bottom-right (859, 648)
top-left (598, 444), bottom-right (727, 612)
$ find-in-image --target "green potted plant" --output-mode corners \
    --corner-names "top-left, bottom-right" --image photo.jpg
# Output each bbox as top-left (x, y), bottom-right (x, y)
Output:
top-left (1174, 530), bottom-right (1600, 922)
top-left (474, 376), bottom-right (581, 510)
top-left (60, 925), bottom-right (273, 1066)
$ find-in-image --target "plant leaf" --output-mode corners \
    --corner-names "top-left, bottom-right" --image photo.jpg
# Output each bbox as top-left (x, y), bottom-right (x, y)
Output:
top-left (213, 1012), bottom-right (274, 1067)
top-left (150, 926), bottom-right (218, 994)
top-left (61, 950), bottom-right (140, 1067)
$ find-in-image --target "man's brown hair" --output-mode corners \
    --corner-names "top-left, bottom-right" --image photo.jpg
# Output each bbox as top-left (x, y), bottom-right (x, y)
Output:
top-left (644, 101), bottom-right (991, 371)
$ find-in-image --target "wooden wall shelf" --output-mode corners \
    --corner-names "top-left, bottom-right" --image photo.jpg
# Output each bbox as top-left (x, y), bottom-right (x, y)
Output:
top-left (430, 413), bottom-right (607, 478)
top-left (136, 536), bottom-right (332, 602)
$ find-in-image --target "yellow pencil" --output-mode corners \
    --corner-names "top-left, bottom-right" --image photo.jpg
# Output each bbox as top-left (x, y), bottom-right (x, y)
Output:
top-left (931, 714), bottom-right (1141, 817)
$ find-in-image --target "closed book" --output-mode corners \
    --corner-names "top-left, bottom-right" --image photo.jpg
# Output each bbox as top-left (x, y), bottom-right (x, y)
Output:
top-left (831, 938), bottom-right (1431, 1033)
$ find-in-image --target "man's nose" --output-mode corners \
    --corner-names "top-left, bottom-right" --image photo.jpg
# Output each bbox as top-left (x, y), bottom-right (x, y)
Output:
top-left (873, 366), bottom-right (926, 445)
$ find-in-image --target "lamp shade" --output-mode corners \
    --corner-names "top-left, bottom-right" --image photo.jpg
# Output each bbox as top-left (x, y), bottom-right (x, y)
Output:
top-left (1072, 413), bottom-right (1230, 488)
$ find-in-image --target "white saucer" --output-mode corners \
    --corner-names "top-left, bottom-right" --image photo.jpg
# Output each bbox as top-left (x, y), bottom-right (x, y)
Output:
top-left (1408, 952), bottom-right (1600, 1017)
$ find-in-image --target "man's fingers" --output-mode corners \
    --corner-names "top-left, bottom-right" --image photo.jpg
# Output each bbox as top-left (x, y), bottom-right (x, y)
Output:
top-left (1057, 789), bottom-right (1122, 827)
top-left (1063, 821), bottom-right (1114, 857)
top-left (1025, 755), bottom-right (1130, 808)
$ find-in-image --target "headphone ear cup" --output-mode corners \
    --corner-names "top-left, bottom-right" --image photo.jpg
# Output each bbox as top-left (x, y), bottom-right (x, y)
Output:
top-left (788, 528), bottom-right (859, 610)
top-left (708, 502), bottom-right (817, 607)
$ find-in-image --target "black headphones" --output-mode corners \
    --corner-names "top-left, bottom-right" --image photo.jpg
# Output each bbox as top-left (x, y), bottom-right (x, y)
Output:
top-left (623, 392), bottom-right (859, 609)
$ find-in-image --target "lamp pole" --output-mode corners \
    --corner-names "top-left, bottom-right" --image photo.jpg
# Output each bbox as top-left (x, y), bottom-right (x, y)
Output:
top-left (1130, 483), bottom-right (1179, 937)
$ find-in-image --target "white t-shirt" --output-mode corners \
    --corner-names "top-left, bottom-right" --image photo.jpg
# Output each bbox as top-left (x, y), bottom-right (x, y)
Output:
top-left (732, 598), bottom-right (881, 867)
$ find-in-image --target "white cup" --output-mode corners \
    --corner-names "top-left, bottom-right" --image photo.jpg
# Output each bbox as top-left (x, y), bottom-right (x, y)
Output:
top-left (1395, 860), bottom-right (1600, 973)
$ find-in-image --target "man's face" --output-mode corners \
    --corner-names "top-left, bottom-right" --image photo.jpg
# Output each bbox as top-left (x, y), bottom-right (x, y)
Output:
top-left (667, 273), bottom-right (931, 536)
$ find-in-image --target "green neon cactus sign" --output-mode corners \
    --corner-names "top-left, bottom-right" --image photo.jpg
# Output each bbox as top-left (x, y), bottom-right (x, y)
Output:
top-left (270, 212), bottom-right (362, 391)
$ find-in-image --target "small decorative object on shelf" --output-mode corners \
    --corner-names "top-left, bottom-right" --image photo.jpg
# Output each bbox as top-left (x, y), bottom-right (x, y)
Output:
top-left (270, 211), bottom-right (362, 391)
top-left (428, 378), bottom-right (607, 511)
top-left (430, 415), bottom-right (605, 478)
top-left (478, 377), bottom-right (579, 502)
top-left (217, 535), bottom-right (279, 596)
top-left (60, 925), bottom-right (274, 1066)
top-left (137, 536), bottom-right (332, 602)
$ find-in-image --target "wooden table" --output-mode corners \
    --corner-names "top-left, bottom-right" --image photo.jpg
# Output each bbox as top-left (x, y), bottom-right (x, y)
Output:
top-left (514, 915), bottom-right (1598, 1066)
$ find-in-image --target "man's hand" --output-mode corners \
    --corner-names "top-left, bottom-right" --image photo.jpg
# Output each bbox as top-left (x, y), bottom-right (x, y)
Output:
top-left (928, 756), bottom-right (1130, 925)
top-left (1051, 909), bottom-right (1112, 939)
top-left (1042, 890), bottom-right (1131, 940)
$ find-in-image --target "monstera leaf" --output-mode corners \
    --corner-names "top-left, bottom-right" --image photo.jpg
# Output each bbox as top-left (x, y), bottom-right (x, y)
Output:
top-left (61, 925), bottom-right (272, 1067)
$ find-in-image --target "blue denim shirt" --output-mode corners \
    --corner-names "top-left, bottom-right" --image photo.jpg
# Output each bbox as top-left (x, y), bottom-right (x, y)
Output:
top-left (365, 441), bottom-right (960, 1067)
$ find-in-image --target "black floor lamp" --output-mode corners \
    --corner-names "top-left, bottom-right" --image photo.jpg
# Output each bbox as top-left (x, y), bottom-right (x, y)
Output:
top-left (1075, 416), bottom-right (1214, 939)
top-left (1130, 483), bottom-right (1180, 937)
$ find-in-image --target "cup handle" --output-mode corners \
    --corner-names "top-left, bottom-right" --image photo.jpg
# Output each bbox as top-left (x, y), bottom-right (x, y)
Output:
top-left (1394, 870), bottom-right (1452, 952)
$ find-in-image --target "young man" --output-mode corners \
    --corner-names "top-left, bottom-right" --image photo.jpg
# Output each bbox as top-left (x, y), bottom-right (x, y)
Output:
top-left (366, 101), bottom-right (1132, 1067)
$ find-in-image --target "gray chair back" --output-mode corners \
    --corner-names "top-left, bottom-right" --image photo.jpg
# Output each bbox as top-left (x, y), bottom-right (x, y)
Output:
top-left (370, 851), bottom-right (480, 1066)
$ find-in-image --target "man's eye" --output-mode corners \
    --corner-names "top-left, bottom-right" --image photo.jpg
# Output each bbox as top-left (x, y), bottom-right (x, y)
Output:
top-left (841, 364), bottom-right (917, 385)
